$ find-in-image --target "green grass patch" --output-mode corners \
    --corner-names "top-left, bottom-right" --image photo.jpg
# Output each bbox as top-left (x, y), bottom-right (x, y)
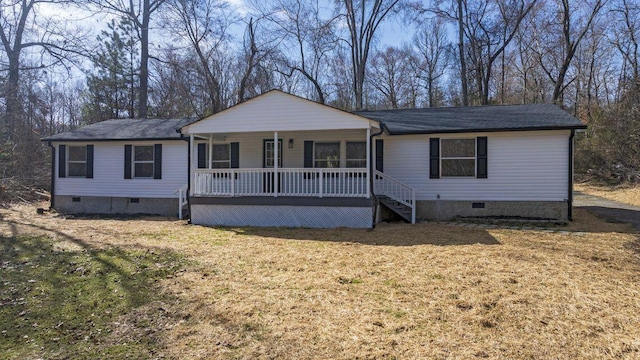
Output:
top-left (0, 235), bottom-right (186, 359)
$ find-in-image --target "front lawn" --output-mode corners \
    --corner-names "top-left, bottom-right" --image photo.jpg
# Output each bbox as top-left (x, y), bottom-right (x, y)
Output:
top-left (1, 204), bottom-right (639, 359)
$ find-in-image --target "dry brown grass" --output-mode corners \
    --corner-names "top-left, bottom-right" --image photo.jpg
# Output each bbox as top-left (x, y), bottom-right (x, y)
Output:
top-left (576, 183), bottom-right (640, 207)
top-left (2, 204), bottom-right (640, 359)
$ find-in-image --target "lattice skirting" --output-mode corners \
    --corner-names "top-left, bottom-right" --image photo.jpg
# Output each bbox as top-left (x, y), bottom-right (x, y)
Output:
top-left (191, 204), bottom-right (373, 228)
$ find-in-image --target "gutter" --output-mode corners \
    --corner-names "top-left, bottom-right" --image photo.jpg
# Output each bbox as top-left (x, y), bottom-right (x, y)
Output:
top-left (47, 141), bottom-right (55, 210)
top-left (369, 125), bottom-right (385, 228)
top-left (386, 125), bottom-right (587, 136)
top-left (568, 129), bottom-right (575, 221)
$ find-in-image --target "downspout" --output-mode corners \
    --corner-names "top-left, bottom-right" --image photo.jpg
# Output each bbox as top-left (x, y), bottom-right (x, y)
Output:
top-left (47, 141), bottom-right (55, 210)
top-left (568, 129), bottom-right (575, 221)
top-left (182, 135), bottom-right (192, 223)
top-left (369, 124), bottom-right (385, 228)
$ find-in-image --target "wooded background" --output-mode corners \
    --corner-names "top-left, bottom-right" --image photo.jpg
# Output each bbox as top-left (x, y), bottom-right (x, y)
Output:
top-left (1, 0), bottom-right (638, 199)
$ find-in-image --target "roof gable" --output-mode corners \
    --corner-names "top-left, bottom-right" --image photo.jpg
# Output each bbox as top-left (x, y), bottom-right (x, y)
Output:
top-left (182, 90), bottom-right (376, 134)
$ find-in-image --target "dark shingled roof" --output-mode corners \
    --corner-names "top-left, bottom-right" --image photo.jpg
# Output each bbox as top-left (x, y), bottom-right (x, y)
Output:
top-left (42, 118), bottom-right (195, 141)
top-left (355, 103), bottom-right (586, 135)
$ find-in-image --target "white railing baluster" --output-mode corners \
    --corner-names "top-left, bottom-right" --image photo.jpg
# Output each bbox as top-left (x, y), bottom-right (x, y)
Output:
top-left (193, 168), bottom-right (368, 198)
top-left (373, 169), bottom-right (417, 224)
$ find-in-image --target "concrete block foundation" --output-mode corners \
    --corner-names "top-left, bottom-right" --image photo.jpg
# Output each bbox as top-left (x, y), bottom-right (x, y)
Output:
top-left (415, 200), bottom-right (568, 222)
top-left (54, 195), bottom-right (178, 217)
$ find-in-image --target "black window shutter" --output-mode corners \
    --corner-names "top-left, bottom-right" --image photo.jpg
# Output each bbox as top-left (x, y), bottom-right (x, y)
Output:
top-left (86, 145), bottom-right (94, 178)
top-left (375, 139), bottom-right (384, 172)
top-left (230, 142), bottom-right (239, 168)
top-left (124, 145), bottom-right (132, 179)
top-left (197, 143), bottom-right (207, 169)
top-left (304, 141), bottom-right (313, 168)
top-left (58, 145), bottom-right (66, 178)
top-left (154, 144), bottom-right (162, 179)
top-left (429, 138), bottom-right (440, 179)
top-left (477, 136), bottom-right (488, 178)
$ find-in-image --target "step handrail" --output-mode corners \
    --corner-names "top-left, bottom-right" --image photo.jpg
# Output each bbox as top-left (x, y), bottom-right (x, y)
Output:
top-left (373, 170), bottom-right (416, 224)
top-left (176, 184), bottom-right (188, 220)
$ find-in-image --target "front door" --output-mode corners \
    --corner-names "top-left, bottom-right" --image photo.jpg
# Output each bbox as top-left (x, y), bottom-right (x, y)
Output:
top-left (263, 139), bottom-right (283, 193)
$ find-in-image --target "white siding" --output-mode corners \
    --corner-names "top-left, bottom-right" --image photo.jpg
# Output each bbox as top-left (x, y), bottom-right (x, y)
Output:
top-left (382, 130), bottom-right (570, 201)
top-left (183, 91), bottom-right (377, 133)
top-left (54, 141), bottom-right (187, 198)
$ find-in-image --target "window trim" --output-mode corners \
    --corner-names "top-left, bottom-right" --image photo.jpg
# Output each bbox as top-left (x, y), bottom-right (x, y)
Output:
top-left (66, 145), bottom-right (87, 178)
top-left (133, 145), bottom-right (155, 178)
top-left (440, 137), bottom-right (477, 178)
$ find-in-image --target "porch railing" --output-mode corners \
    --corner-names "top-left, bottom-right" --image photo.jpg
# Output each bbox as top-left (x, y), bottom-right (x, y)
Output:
top-left (194, 168), bottom-right (368, 198)
top-left (373, 170), bottom-right (416, 224)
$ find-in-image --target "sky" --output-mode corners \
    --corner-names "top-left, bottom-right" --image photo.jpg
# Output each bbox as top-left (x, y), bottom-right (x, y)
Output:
top-left (33, 0), bottom-right (420, 83)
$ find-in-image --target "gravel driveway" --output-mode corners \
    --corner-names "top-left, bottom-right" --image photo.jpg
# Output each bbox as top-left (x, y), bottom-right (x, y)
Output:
top-left (574, 191), bottom-right (640, 230)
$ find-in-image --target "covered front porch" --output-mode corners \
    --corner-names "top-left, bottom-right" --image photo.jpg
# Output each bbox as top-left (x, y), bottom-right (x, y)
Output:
top-left (179, 90), bottom-right (413, 228)
top-left (190, 128), bottom-right (372, 199)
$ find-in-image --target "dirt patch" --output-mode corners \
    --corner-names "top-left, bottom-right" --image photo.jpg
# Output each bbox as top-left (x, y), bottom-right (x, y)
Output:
top-left (2, 203), bottom-right (640, 359)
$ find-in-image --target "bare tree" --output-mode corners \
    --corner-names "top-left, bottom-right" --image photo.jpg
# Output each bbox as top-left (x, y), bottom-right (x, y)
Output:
top-left (368, 46), bottom-right (417, 109)
top-left (414, 18), bottom-right (450, 107)
top-left (336, 0), bottom-right (402, 110)
top-left (236, 17), bottom-right (280, 103)
top-left (164, 0), bottom-right (235, 114)
top-left (260, 0), bottom-right (339, 104)
top-left (611, 0), bottom-right (639, 95)
top-left (461, 0), bottom-right (537, 104)
top-left (0, 0), bottom-right (84, 139)
top-left (531, 0), bottom-right (606, 104)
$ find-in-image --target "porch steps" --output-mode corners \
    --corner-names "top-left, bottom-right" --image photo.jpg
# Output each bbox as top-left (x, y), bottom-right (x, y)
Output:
top-left (378, 195), bottom-right (412, 223)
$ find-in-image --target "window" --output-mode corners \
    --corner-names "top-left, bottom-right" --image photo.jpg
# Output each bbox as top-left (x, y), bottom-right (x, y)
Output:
top-left (211, 144), bottom-right (231, 168)
top-left (264, 140), bottom-right (283, 168)
top-left (134, 146), bottom-right (154, 178)
top-left (67, 146), bottom-right (87, 177)
top-left (314, 142), bottom-right (340, 168)
top-left (346, 142), bottom-right (366, 168)
top-left (198, 143), bottom-right (231, 168)
top-left (441, 138), bottom-right (476, 177)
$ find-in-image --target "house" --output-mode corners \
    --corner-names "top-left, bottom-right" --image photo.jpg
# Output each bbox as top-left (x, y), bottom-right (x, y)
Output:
top-left (42, 118), bottom-right (192, 216)
top-left (43, 90), bottom-right (586, 228)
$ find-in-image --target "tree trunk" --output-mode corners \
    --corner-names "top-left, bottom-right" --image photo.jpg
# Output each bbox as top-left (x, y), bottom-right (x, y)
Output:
top-left (457, 0), bottom-right (469, 106)
top-left (138, 0), bottom-right (150, 119)
top-left (428, 77), bottom-right (434, 108)
top-left (4, 53), bottom-right (21, 141)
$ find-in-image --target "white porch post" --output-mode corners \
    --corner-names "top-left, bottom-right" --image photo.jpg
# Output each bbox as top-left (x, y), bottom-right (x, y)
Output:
top-left (366, 127), bottom-right (371, 199)
top-left (208, 134), bottom-right (213, 169)
top-left (189, 134), bottom-right (194, 196)
top-left (274, 131), bottom-right (278, 198)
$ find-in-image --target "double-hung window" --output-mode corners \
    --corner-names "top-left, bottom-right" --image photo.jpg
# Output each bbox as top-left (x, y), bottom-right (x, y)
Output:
top-left (67, 146), bottom-right (87, 177)
top-left (440, 138), bottom-right (476, 177)
top-left (314, 142), bottom-right (340, 168)
top-left (346, 142), bottom-right (366, 168)
top-left (211, 144), bottom-right (231, 168)
top-left (134, 146), bottom-right (154, 178)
